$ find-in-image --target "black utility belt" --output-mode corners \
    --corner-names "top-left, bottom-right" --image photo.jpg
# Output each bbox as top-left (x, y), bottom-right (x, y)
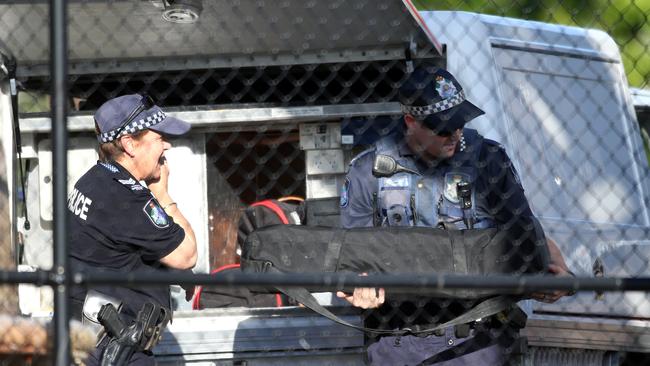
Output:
top-left (402, 318), bottom-right (494, 338)
top-left (400, 306), bottom-right (528, 339)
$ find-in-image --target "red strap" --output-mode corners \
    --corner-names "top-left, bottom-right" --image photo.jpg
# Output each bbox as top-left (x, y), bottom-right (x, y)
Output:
top-left (192, 285), bottom-right (202, 310)
top-left (211, 263), bottom-right (242, 273)
top-left (192, 264), bottom-right (242, 310)
top-left (252, 200), bottom-right (290, 224)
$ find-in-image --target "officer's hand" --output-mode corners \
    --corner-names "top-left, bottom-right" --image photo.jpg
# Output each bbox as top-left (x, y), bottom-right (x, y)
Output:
top-left (149, 157), bottom-right (171, 200)
top-left (335, 273), bottom-right (385, 309)
top-left (531, 263), bottom-right (573, 303)
top-left (336, 287), bottom-right (385, 309)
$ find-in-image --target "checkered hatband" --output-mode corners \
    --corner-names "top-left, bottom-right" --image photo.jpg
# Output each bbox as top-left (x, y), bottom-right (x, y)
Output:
top-left (400, 90), bottom-right (466, 118)
top-left (98, 111), bottom-right (167, 143)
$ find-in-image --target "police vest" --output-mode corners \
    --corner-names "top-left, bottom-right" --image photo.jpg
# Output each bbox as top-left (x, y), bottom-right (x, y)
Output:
top-left (374, 129), bottom-right (496, 229)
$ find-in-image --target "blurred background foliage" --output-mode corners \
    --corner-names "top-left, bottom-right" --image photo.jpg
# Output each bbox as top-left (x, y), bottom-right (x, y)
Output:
top-left (413, 0), bottom-right (650, 88)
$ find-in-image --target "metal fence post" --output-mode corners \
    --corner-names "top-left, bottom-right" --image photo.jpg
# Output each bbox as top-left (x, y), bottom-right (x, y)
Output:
top-left (50, 0), bottom-right (70, 364)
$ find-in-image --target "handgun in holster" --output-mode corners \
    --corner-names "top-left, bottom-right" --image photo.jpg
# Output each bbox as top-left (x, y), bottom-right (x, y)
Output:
top-left (97, 302), bottom-right (171, 366)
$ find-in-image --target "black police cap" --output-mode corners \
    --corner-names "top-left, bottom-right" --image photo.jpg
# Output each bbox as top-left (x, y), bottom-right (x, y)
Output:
top-left (399, 66), bottom-right (485, 133)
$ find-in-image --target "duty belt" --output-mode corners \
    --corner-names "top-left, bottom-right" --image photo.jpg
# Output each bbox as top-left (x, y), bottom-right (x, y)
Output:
top-left (405, 305), bottom-right (527, 338)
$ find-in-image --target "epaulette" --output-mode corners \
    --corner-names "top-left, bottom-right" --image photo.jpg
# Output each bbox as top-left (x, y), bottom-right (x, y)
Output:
top-left (483, 138), bottom-right (504, 149)
top-left (480, 138), bottom-right (508, 157)
top-left (348, 147), bottom-right (375, 167)
top-left (482, 138), bottom-right (523, 186)
top-left (116, 177), bottom-right (145, 191)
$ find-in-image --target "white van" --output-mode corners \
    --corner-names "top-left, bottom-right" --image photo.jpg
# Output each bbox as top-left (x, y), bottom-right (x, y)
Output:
top-left (0, 2), bottom-right (648, 365)
top-left (420, 11), bottom-right (650, 365)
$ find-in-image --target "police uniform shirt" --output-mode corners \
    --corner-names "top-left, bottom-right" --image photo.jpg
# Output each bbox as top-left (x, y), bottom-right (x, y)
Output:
top-left (68, 160), bottom-right (185, 319)
top-left (340, 131), bottom-right (533, 229)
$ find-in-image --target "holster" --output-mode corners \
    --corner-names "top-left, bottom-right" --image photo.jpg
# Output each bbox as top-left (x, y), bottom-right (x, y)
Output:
top-left (82, 290), bottom-right (122, 335)
top-left (98, 302), bottom-right (171, 366)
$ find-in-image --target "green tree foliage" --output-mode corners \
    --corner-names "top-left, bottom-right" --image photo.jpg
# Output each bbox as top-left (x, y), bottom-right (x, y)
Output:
top-left (413, 0), bottom-right (650, 88)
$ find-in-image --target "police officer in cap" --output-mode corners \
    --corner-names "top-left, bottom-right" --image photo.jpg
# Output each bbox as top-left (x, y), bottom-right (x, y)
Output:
top-left (338, 66), bottom-right (573, 365)
top-left (68, 94), bottom-right (197, 365)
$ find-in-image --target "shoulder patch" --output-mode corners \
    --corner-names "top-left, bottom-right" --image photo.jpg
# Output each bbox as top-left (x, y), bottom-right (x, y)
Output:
top-left (143, 198), bottom-right (170, 228)
top-left (340, 177), bottom-right (350, 208)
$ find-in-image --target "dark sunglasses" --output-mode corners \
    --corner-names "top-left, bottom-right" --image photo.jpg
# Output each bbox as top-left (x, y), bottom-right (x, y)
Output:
top-left (422, 122), bottom-right (459, 137)
top-left (413, 117), bottom-right (460, 138)
top-left (432, 129), bottom-right (456, 137)
top-left (112, 95), bottom-right (155, 138)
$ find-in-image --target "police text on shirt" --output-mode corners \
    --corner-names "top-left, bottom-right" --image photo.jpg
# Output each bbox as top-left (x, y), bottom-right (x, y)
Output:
top-left (68, 187), bottom-right (93, 221)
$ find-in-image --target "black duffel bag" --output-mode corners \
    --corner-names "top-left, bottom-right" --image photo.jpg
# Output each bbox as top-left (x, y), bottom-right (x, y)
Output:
top-left (241, 221), bottom-right (549, 298)
top-left (239, 220), bottom-right (549, 335)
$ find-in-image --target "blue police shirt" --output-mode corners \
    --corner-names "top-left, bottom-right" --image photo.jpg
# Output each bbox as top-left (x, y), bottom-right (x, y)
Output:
top-left (340, 130), bottom-right (533, 229)
top-left (68, 160), bottom-right (185, 319)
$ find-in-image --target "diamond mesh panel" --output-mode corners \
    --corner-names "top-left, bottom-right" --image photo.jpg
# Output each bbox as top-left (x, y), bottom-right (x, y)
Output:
top-left (1, 1), bottom-right (650, 365)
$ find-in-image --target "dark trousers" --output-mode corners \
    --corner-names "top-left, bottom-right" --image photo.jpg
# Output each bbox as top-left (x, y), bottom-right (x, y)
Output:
top-left (367, 326), bottom-right (522, 366)
top-left (83, 338), bottom-right (156, 366)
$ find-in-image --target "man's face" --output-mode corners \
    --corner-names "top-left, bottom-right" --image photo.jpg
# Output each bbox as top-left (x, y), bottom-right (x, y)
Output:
top-left (132, 130), bottom-right (171, 182)
top-left (404, 114), bottom-right (462, 161)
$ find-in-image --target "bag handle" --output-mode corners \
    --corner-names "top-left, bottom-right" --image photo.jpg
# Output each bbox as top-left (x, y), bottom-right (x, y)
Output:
top-left (268, 267), bottom-right (515, 336)
top-left (193, 264), bottom-right (243, 310)
top-left (252, 200), bottom-right (290, 224)
top-left (277, 196), bottom-right (304, 203)
top-left (193, 264), bottom-right (285, 309)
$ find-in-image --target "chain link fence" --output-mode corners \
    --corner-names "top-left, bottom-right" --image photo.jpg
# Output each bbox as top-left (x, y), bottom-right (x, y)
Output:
top-left (1, 0), bottom-right (650, 365)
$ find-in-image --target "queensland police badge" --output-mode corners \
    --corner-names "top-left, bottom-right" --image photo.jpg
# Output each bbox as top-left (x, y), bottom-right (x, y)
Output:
top-left (144, 198), bottom-right (170, 228)
top-left (435, 76), bottom-right (458, 99)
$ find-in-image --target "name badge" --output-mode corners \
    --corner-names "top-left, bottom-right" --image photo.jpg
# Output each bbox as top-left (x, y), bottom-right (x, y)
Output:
top-left (383, 176), bottom-right (409, 188)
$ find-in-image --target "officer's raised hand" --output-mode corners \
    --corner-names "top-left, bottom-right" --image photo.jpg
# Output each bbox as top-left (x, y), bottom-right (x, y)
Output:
top-left (147, 156), bottom-right (171, 202)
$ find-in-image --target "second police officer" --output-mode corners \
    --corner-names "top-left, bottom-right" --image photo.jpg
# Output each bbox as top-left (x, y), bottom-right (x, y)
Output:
top-left (338, 65), bottom-right (573, 365)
